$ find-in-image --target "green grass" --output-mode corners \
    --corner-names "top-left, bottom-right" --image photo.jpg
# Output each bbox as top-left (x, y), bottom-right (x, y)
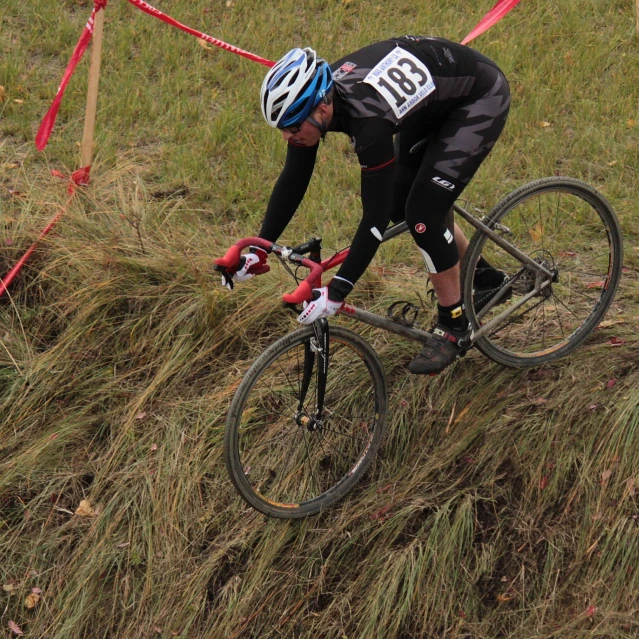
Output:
top-left (1, 0), bottom-right (639, 637)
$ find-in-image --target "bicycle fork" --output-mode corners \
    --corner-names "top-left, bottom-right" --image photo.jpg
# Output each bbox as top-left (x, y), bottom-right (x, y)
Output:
top-left (296, 319), bottom-right (329, 431)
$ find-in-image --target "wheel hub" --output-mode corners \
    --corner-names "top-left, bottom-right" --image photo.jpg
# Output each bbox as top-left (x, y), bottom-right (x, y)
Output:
top-left (295, 412), bottom-right (322, 432)
top-left (523, 251), bottom-right (559, 298)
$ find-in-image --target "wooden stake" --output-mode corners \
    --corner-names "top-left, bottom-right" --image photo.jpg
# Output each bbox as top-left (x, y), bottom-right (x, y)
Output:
top-left (1, 6), bottom-right (106, 297)
top-left (80, 7), bottom-right (105, 169)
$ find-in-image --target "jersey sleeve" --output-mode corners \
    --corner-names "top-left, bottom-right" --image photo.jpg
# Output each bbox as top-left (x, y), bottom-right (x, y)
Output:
top-left (259, 141), bottom-right (319, 242)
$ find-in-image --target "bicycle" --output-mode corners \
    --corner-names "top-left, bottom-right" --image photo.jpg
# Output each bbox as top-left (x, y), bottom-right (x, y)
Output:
top-left (214, 177), bottom-right (623, 518)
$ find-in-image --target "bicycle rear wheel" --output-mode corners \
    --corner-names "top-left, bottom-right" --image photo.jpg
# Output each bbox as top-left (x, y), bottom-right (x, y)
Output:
top-left (461, 177), bottom-right (623, 368)
top-left (224, 325), bottom-right (388, 518)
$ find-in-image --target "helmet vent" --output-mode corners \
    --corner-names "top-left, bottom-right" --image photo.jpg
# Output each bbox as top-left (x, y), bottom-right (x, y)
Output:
top-left (260, 47), bottom-right (333, 128)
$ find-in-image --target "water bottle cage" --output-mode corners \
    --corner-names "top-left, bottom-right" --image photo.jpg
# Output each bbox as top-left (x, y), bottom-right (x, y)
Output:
top-left (387, 301), bottom-right (420, 328)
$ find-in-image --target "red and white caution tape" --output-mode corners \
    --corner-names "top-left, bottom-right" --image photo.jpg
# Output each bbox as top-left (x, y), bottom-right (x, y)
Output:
top-left (125, 0), bottom-right (274, 68)
top-left (51, 166), bottom-right (91, 195)
top-left (0, 207), bottom-right (65, 297)
top-left (13, 0), bottom-right (522, 298)
top-left (461, 0), bottom-right (522, 45)
top-left (35, 0), bottom-right (107, 151)
top-left (35, 0), bottom-right (273, 151)
top-left (0, 168), bottom-right (90, 296)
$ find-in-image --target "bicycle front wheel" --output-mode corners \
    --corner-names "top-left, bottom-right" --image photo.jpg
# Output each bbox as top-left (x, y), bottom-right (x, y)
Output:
top-left (462, 177), bottom-right (623, 368)
top-left (224, 325), bottom-right (388, 518)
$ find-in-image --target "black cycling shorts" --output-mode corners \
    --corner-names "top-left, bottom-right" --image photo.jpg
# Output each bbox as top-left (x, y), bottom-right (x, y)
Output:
top-left (391, 52), bottom-right (511, 272)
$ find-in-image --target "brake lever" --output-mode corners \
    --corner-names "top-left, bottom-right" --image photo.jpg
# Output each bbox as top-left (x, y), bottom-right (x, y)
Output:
top-left (213, 264), bottom-right (234, 290)
top-left (283, 302), bottom-right (303, 315)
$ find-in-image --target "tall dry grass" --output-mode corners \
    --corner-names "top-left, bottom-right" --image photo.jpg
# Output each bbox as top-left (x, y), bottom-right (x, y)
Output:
top-left (1, 0), bottom-right (639, 637)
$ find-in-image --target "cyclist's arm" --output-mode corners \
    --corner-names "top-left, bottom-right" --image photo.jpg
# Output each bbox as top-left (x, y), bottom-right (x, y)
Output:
top-left (259, 141), bottom-right (319, 242)
top-left (329, 120), bottom-right (395, 301)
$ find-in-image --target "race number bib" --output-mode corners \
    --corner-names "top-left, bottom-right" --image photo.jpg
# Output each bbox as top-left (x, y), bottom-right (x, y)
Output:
top-left (363, 47), bottom-right (436, 119)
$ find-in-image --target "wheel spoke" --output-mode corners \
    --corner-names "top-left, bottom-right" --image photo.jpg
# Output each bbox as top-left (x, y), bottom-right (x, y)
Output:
top-left (561, 287), bottom-right (600, 304)
top-left (321, 424), bottom-right (369, 444)
top-left (275, 358), bottom-right (302, 400)
top-left (550, 292), bottom-right (586, 322)
top-left (551, 295), bottom-right (567, 339)
top-left (301, 429), bottom-right (320, 497)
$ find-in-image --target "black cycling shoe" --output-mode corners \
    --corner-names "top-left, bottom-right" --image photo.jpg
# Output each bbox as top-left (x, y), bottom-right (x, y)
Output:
top-left (408, 322), bottom-right (472, 375)
top-left (473, 270), bottom-right (512, 313)
top-left (474, 266), bottom-right (505, 287)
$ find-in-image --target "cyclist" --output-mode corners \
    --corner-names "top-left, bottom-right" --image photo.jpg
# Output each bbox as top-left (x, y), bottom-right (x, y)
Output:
top-left (229, 36), bottom-right (510, 375)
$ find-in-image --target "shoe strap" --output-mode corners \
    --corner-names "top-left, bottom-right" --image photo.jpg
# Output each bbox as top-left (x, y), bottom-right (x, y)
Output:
top-left (433, 327), bottom-right (461, 345)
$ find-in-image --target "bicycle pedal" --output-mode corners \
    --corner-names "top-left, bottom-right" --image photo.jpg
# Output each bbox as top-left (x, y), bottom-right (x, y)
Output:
top-left (387, 300), bottom-right (420, 327)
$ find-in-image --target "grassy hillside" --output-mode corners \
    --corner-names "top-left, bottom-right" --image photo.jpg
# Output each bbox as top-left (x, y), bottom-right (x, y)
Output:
top-left (1, 0), bottom-right (639, 637)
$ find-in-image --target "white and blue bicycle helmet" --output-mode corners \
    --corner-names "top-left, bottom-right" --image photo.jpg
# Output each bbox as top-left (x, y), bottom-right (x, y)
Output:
top-left (261, 47), bottom-right (333, 129)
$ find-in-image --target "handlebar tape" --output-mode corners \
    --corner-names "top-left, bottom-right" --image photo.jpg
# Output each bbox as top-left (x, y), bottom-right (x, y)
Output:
top-left (282, 281), bottom-right (314, 305)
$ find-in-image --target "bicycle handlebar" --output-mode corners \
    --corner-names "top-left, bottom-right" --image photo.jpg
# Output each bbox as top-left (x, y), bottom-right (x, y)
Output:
top-left (214, 237), bottom-right (324, 304)
top-left (214, 237), bottom-right (271, 269)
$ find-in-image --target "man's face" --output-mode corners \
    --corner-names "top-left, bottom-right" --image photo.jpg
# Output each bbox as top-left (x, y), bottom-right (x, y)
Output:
top-left (280, 119), bottom-right (322, 147)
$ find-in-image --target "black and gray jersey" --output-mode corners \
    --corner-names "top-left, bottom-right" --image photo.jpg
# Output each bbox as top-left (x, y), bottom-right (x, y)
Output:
top-left (331, 36), bottom-right (477, 126)
top-left (328, 36), bottom-right (480, 169)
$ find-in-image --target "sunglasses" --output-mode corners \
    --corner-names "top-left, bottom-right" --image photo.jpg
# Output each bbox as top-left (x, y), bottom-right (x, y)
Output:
top-left (280, 121), bottom-right (304, 134)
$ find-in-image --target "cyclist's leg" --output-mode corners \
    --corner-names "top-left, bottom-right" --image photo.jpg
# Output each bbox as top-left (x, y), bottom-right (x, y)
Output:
top-left (393, 126), bottom-right (470, 261)
top-left (405, 60), bottom-right (511, 373)
top-left (406, 60), bottom-right (511, 292)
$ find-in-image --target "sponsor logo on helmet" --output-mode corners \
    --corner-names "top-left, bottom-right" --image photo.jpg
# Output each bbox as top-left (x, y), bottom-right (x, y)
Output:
top-left (333, 61), bottom-right (357, 81)
top-left (415, 223), bottom-right (427, 234)
top-left (431, 177), bottom-right (455, 191)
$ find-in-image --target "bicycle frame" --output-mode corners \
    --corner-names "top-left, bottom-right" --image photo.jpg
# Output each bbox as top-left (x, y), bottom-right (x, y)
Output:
top-left (222, 176), bottom-right (623, 517)
top-left (214, 201), bottom-right (556, 345)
